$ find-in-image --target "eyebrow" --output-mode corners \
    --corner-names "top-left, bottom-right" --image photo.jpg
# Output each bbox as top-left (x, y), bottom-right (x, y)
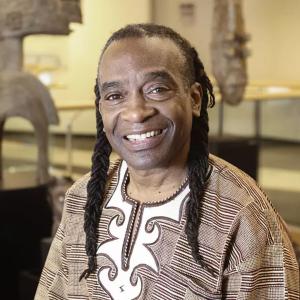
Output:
top-left (143, 70), bottom-right (176, 86)
top-left (100, 81), bottom-right (122, 93)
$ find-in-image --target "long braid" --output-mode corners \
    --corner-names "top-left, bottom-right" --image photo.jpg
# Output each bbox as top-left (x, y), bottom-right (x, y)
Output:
top-left (185, 47), bottom-right (215, 272)
top-left (80, 80), bottom-right (112, 281)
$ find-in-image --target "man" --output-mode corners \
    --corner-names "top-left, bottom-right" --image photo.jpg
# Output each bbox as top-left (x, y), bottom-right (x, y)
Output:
top-left (35, 24), bottom-right (299, 299)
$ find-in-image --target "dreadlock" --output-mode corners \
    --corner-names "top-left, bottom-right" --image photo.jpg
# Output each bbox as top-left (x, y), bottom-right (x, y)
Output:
top-left (80, 23), bottom-right (215, 280)
top-left (79, 82), bottom-right (112, 280)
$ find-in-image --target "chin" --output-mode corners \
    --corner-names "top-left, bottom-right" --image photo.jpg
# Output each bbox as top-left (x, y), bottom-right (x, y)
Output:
top-left (126, 158), bottom-right (161, 171)
top-left (122, 152), bottom-right (169, 171)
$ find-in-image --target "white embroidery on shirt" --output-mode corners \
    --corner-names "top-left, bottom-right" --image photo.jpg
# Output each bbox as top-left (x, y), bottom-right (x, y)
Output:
top-left (97, 162), bottom-right (189, 300)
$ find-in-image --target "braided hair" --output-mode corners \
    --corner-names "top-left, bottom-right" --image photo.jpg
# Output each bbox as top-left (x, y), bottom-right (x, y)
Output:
top-left (80, 24), bottom-right (215, 281)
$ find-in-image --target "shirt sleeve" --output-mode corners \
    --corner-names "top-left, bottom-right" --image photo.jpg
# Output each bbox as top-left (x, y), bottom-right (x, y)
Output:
top-left (34, 205), bottom-right (69, 299)
top-left (222, 202), bottom-right (299, 299)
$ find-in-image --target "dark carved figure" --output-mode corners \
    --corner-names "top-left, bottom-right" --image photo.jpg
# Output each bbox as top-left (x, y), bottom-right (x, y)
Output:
top-left (211, 0), bottom-right (250, 105)
top-left (47, 176), bottom-right (74, 236)
top-left (0, 0), bottom-right (81, 184)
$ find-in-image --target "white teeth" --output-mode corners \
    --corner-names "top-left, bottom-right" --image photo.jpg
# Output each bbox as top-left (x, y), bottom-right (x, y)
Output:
top-left (126, 130), bottom-right (161, 141)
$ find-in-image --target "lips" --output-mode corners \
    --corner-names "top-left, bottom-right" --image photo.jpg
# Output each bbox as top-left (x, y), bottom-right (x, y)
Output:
top-left (122, 128), bottom-right (166, 151)
top-left (125, 129), bottom-right (162, 141)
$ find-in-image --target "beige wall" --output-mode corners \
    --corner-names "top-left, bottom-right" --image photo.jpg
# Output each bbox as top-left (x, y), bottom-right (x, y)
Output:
top-left (245, 0), bottom-right (300, 83)
top-left (153, 0), bottom-right (213, 77)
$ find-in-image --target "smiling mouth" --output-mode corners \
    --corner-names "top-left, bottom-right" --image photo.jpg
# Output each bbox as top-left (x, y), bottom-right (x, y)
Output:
top-left (125, 129), bottom-right (163, 142)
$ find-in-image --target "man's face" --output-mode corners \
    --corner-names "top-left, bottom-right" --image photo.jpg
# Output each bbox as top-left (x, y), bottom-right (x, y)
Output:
top-left (98, 37), bottom-right (201, 171)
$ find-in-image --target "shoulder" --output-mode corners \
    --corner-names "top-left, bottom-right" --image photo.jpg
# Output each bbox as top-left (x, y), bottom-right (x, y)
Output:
top-left (204, 154), bottom-right (272, 228)
top-left (64, 159), bottom-right (122, 215)
top-left (204, 155), bottom-right (285, 247)
top-left (207, 154), bottom-right (270, 210)
top-left (205, 154), bottom-right (295, 263)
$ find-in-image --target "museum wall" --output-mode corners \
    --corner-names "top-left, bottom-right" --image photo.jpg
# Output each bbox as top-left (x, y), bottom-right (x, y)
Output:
top-left (5, 0), bottom-right (300, 141)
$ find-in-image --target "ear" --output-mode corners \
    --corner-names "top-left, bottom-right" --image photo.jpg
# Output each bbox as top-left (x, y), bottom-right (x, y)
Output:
top-left (190, 82), bottom-right (202, 117)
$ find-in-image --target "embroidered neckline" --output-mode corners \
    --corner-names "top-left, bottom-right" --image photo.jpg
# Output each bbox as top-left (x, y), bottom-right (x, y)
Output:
top-left (121, 169), bottom-right (189, 206)
top-left (97, 161), bottom-right (191, 299)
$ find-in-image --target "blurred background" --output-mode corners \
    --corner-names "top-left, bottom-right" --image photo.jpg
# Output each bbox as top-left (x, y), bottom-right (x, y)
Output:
top-left (1, 0), bottom-right (299, 299)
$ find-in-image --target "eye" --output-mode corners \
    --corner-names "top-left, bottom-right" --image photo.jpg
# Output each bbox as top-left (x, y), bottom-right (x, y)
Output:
top-left (105, 93), bottom-right (123, 101)
top-left (149, 86), bottom-right (169, 94)
top-left (145, 85), bottom-right (173, 101)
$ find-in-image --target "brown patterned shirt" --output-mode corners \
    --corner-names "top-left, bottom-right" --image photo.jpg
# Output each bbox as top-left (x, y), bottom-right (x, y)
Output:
top-left (35, 155), bottom-right (299, 299)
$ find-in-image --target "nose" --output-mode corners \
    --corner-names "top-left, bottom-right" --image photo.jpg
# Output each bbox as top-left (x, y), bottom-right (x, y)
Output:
top-left (121, 92), bottom-right (156, 123)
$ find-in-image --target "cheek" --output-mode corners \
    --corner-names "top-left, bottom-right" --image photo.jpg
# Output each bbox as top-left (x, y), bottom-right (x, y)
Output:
top-left (101, 109), bottom-right (116, 132)
top-left (101, 112), bottom-right (121, 148)
top-left (166, 106), bottom-right (193, 139)
top-left (101, 114), bottom-right (109, 130)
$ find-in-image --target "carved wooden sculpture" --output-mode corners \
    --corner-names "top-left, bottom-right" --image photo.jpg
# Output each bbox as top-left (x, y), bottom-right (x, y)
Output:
top-left (211, 0), bottom-right (250, 105)
top-left (0, 0), bottom-right (81, 184)
top-left (48, 176), bottom-right (73, 235)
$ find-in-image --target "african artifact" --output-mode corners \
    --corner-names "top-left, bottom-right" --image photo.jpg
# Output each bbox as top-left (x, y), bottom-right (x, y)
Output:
top-left (211, 0), bottom-right (250, 105)
top-left (47, 176), bottom-right (74, 236)
top-left (0, 0), bottom-right (82, 184)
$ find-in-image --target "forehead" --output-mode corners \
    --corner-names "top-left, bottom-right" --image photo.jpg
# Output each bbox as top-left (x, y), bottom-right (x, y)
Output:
top-left (98, 37), bottom-right (186, 82)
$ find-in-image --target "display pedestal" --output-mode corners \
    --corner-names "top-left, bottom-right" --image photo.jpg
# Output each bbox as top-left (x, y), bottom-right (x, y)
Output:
top-left (0, 171), bottom-right (52, 300)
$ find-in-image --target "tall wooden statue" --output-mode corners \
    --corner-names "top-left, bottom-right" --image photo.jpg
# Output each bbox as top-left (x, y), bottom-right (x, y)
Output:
top-left (211, 0), bottom-right (250, 105)
top-left (0, 0), bottom-right (82, 184)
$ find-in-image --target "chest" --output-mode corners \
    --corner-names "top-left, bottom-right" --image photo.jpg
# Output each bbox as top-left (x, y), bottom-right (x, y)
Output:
top-left (65, 163), bottom-right (222, 299)
top-left (97, 170), bottom-right (190, 297)
top-left (94, 190), bottom-right (220, 299)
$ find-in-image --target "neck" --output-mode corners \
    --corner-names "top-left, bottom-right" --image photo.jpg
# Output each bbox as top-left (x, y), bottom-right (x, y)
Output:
top-left (126, 163), bottom-right (189, 204)
top-left (0, 37), bottom-right (23, 72)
